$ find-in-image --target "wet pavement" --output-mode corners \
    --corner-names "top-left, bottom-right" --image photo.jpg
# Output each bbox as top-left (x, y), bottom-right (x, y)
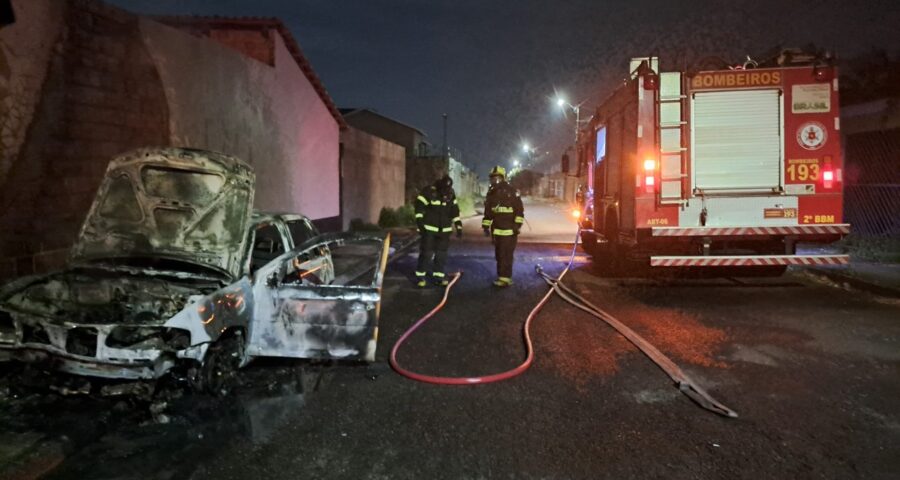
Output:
top-left (1, 201), bottom-right (899, 479)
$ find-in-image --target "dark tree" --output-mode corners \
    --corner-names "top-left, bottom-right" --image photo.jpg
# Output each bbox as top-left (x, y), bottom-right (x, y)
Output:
top-left (839, 49), bottom-right (900, 106)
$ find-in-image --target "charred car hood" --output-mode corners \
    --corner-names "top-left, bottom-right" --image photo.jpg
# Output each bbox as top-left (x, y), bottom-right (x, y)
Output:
top-left (0, 268), bottom-right (205, 326)
top-left (69, 148), bottom-right (255, 280)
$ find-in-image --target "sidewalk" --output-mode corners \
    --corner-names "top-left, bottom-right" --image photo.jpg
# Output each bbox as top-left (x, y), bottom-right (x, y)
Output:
top-left (804, 261), bottom-right (900, 298)
top-left (797, 244), bottom-right (900, 297)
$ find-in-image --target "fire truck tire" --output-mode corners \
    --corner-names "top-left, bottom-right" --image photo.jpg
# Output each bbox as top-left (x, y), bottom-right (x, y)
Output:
top-left (580, 231), bottom-right (598, 255)
top-left (593, 212), bottom-right (621, 272)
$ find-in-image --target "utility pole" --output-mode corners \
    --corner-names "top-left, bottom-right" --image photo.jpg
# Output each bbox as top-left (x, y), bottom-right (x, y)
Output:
top-left (442, 113), bottom-right (448, 160)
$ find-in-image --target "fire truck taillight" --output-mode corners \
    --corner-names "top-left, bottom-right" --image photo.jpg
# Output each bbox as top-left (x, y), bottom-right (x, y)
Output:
top-left (644, 175), bottom-right (655, 193)
top-left (643, 159), bottom-right (656, 193)
top-left (823, 170), bottom-right (834, 189)
top-left (822, 155), bottom-right (835, 189)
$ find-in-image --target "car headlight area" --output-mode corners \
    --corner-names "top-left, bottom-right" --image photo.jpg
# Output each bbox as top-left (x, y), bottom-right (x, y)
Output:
top-left (105, 326), bottom-right (192, 351)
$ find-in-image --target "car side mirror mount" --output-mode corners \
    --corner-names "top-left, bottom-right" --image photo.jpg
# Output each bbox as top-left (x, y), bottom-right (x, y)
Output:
top-left (266, 271), bottom-right (279, 288)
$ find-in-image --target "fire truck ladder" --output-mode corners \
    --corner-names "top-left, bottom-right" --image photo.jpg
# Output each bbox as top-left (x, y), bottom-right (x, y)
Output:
top-left (657, 72), bottom-right (687, 205)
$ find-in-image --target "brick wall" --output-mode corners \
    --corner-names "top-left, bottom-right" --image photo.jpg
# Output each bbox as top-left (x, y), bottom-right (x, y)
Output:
top-left (207, 28), bottom-right (274, 66)
top-left (0, 0), bottom-right (168, 280)
top-left (0, 0), bottom-right (342, 283)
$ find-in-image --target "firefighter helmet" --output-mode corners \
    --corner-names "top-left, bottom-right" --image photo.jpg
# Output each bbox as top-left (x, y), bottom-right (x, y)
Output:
top-left (436, 175), bottom-right (453, 189)
top-left (489, 165), bottom-right (506, 179)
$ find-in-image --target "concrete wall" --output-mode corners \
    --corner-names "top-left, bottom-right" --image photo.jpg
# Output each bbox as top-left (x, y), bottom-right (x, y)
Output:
top-left (539, 173), bottom-right (565, 199)
top-left (0, 0), bottom-right (340, 281)
top-left (139, 19), bottom-right (340, 221)
top-left (406, 155), bottom-right (447, 202)
top-left (539, 172), bottom-right (580, 202)
top-left (340, 126), bottom-right (405, 229)
top-left (405, 155), bottom-right (479, 214)
top-left (449, 158), bottom-right (480, 199)
top-left (343, 109), bottom-right (425, 155)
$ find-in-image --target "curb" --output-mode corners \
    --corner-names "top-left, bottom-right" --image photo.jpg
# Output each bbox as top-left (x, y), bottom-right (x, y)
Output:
top-left (802, 267), bottom-right (900, 299)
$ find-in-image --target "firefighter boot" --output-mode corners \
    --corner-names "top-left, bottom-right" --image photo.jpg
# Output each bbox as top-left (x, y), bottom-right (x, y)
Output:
top-left (432, 272), bottom-right (449, 287)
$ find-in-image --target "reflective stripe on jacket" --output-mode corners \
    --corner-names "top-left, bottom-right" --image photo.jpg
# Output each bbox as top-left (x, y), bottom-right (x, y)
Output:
top-left (482, 181), bottom-right (524, 235)
top-left (415, 185), bottom-right (461, 234)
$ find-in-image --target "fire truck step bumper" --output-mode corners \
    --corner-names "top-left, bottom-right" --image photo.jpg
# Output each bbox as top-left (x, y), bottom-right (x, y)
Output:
top-left (651, 224), bottom-right (850, 237)
top-left (650, 254), bottom-right (849, 267)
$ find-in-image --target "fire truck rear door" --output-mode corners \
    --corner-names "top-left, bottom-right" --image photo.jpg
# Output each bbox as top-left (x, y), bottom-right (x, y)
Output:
top-left (691, 89), bottom-right (783, 194)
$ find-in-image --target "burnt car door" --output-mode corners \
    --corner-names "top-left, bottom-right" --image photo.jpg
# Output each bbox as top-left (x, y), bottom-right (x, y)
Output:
top-left (284, 218), bottom-right (334, 284)
top-left (246, 233), bottom-right (390, 363)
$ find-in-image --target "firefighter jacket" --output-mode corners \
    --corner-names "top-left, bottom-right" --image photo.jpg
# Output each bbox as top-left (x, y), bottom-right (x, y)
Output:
top-left (482, 181), bottom-right (524, 236)
top-left (415, 185), bottom-right (462, 234)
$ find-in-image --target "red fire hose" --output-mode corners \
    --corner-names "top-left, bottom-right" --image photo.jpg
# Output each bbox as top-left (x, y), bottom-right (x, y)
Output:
top-left (389, 265), bottom-right (571, 385)
top-left (388, 221), bottom-right (737, 417)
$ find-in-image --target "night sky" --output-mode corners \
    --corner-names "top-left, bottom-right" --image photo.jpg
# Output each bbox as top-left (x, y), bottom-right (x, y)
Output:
top-left (109, 0), bottom-right (900, 176)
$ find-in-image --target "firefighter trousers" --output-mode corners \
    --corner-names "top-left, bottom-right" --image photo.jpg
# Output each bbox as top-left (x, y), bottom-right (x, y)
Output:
top-left (493, 234), bottom-right (517, 280)
top-left (416, 232), bottom-right (450, 280)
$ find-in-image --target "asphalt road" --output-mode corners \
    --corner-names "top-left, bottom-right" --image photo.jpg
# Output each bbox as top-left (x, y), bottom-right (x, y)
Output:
top-left (2, 199), bottom-right (899, 479)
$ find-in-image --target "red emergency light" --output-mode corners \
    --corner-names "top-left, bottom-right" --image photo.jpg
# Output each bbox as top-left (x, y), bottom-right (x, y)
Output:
top-left (822, 155), bottom-right (835, 189)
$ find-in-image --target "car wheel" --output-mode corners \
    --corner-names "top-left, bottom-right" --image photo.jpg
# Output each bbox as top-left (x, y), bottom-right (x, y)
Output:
top-left (199, 331), bottom-right (245, 396)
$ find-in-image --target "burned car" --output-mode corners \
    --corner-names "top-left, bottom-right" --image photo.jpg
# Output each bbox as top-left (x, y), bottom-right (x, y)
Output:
top-left (0, 148), bottom-right (389, 391)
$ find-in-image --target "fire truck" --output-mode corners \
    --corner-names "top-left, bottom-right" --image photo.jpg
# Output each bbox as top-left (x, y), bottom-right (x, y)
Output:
top-left (576, 52), bottom-right (849, 272)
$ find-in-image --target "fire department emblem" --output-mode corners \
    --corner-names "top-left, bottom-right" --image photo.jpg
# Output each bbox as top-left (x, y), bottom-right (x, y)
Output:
top-left (797, 121), bottom-right (827, 150)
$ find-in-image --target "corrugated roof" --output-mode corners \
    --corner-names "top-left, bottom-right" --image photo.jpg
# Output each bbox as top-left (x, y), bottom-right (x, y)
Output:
top-left (153, 15), bottom-right (347, 130)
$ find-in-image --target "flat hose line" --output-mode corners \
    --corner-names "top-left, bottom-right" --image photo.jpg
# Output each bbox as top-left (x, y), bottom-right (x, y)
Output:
top-left (535, 267), bottom-right (738, 418)
top-left (390, 223), bottom-right (738, 418)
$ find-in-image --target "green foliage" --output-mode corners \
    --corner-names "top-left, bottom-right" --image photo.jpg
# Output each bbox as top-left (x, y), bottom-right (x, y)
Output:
top-left (837, 235), bottom-right (900, 263)
top-left (377, 207), bottom-right (399, 228)
top-left (349, 218), bottom-right (381, 232)
top-left (456, 195), bottom-right (475, 216)
top-left (377, 205), bottom-right (417, 228)
top-left (839, 49), bottom-right (900, 106)
top-left (509, 169), bottom-right (541, 195)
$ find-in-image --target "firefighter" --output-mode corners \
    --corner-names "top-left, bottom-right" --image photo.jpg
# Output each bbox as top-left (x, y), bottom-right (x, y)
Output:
top-left (414, 175), bottom-right (463, 288)
top-left (482, 166), bottom-right (524, 287)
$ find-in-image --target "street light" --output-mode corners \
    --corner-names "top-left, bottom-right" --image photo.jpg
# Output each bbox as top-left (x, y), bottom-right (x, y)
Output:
top-left (521, 142), bottom-right (537, 169)
top-left (555, 95), bottom-right (582, 145)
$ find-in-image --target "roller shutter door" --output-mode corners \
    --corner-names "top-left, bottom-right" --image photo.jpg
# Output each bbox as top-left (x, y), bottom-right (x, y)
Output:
top-left (691, 89), bottom-right (782, 192)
